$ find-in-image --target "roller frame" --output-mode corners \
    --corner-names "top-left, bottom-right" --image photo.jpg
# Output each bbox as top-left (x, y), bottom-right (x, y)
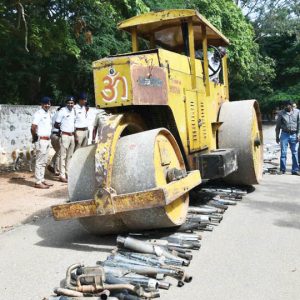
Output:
top-left (52, 114), bottom-right (201, 228)
top-left (52, 170), bottom-right (200, 221)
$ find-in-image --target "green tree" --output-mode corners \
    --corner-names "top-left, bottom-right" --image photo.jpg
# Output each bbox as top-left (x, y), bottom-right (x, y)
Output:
top-left (259, 34), bottom-right (300, 111)
top-left (235, 0), bottom-right (300, 39)
top-left (0, 0), bottom-right (148, 104)
top-left (2, 0), bottom-right (293, 109)
top-left (235, 0), bottom-right (300, 111)
top-left (145, 0), bottom-right (275, 101)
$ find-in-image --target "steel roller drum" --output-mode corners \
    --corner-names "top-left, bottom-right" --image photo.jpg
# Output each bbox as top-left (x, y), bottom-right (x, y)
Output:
top-left (218, 100), bottom-right (263, 185)
top-left (112, 128), bottom-right (189, 231)
top-left (68, 144), bottom-right (125, 234)
top-left (68, 129), bottom-right (189, 234)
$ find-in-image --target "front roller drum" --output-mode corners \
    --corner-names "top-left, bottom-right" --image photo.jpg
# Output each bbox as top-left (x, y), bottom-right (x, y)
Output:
top-left (72, 128), bottom-right (190, 235)
top-left (112, 128), bottom-right (189, 231)
top-left (68, 144), bottom-right (125, 234)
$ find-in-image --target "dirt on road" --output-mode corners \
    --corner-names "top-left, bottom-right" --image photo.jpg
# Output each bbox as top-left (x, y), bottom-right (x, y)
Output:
top-left (0, 170), bottom-right (67, 232)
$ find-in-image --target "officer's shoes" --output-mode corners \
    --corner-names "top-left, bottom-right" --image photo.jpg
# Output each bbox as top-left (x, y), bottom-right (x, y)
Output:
top-left (42, 181), bottom-right (54, 187)
top-left (59, 176), bottom-right (68, 183)
top-left (35, 183), bottom-right (49, 189)
top-left (292, 171), bottom-right (300, 176)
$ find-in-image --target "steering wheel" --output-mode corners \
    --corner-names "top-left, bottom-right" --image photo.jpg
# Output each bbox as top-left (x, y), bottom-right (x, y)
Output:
top-left (207, 45), bottom-right (222, 77)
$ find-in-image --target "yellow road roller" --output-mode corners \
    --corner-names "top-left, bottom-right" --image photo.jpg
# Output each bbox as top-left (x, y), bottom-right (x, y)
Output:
top-left (52, 9), bottom-right (263, 235)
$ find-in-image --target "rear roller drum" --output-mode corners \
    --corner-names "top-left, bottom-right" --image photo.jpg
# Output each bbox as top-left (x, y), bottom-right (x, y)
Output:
top-left (218, 100), bottom-right (263, 185)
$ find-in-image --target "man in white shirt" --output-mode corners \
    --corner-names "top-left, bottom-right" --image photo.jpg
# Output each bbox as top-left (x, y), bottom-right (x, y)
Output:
top-left (55, 96), bottom-right (76, 182)
top-left (31, 97), bottom-right (54, 189)
top-left (74, 93), bottom-right (89, 150)
top-left (48, 104), bottom-right (64, 176)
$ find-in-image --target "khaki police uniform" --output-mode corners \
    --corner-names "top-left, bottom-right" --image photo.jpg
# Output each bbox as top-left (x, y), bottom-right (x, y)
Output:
top-left (32, 108), bottom-right (52, 184)
top-left (56, 107), bottom-right (75, 179)
top-left (50, 110), bottom-right (61, 174)
top-left (74, 104), bottom-right (89, 150)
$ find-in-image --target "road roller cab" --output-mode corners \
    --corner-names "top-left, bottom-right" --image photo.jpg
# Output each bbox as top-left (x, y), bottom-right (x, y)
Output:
top-left (92, 10), bottom-right (231, 158)
top-left (52, 9), bottom-right (263, 235)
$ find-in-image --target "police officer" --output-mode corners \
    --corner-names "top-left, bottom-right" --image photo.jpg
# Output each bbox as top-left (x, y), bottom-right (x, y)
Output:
top-left (31, 97), bottom-right (54, 189)
top-left (55, 96), bottom-right (76, 183)
top-left (48, 104), bottom-right (64, 176)
top-left (74, 92), bottom-right (89, 150)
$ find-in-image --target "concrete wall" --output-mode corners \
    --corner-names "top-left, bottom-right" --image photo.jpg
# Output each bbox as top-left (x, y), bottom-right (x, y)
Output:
top-left (0, 105), bottom-right (98, 165)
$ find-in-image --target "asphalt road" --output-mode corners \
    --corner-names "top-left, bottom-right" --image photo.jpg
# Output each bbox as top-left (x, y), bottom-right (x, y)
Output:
top-left (0, 125), bottom-right (300, 300)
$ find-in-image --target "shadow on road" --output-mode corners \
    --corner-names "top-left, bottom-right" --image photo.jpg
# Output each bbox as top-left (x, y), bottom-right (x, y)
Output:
top-left (43, 187), bottom-right (68, 199)
top-left (274, 219), bottom-right (300, 230)
top-left (246, 199), bottom-right (300, 230)
top-left (244, 175), bottom-right (300, 230)
top-left (7, 171), bottom-right (65, 191)
top-left (32, 216), bottom-right (116, 253)
top-left (244, 173), bottom-right (300, 202)
top-left (246, 199), bottom-right (300, 215)
top-left (9, 176), bottom-right (34, 187)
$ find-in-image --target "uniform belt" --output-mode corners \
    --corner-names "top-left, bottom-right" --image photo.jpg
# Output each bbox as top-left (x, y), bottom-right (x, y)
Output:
top-left (40, 136), bottom-right (50, 140)
top-left (75, 127), bottom-right (88, 131)
top-left (62, 131), bottom-right (74, 136)
top-left (283, 130), bottom-right (297, 134)
top-left (52, 132), bottom-right (60, 135)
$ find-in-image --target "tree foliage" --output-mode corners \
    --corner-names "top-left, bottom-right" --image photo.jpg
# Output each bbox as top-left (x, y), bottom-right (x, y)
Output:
top-left (0, 0), bottom-right (298, 111)
top-left (236, 0), bottom-right (300, 39)
top-left (145, 0), bottom-right (275, 101)
top-left (258, 34), bottom-right (300, 111)
top-left (0, 0), bottom-right (144, 104)
top-left (235, 0), bottom-right (300, 111)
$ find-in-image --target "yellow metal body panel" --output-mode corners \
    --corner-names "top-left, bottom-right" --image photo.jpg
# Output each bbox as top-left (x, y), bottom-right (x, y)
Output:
top-left (201, 24), bottom-right (210, 96)
top-left (93, 48), bottom-right (229, 159)
top-left (185, 90), bottom-right (200, 151)
top-left (93, 57), bottom-right (132, 108)
top-left (93, 53), bottom-right (160, 108)
top-left (188, 19), bottom-right (196, 89)
top-left (153, 130), bottom-right (190, 224)
top-left (251, 107), bottom-right (263, 178)
top-left (131, 27), bottom-right (138, 52)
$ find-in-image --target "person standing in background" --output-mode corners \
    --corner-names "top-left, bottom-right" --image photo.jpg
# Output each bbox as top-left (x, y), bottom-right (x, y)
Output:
top-left (293, 102), bottom-right (300, 169)
top-left (55, 96), bottom-right (76, 183)
top-left (293, 102), bottom-right (297, 110)
top-left (48, 104), bottom-right (64, 176)
top-left (276, 100), bottom-right (300, 175)
top-left (31, 97), bottom-right (54, 189)
top-left (74, 92), bottom-right (89, 150)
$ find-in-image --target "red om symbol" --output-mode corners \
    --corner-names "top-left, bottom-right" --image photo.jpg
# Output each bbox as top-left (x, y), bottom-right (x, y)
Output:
top-left (101, 72), bottom-right (128, 102)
